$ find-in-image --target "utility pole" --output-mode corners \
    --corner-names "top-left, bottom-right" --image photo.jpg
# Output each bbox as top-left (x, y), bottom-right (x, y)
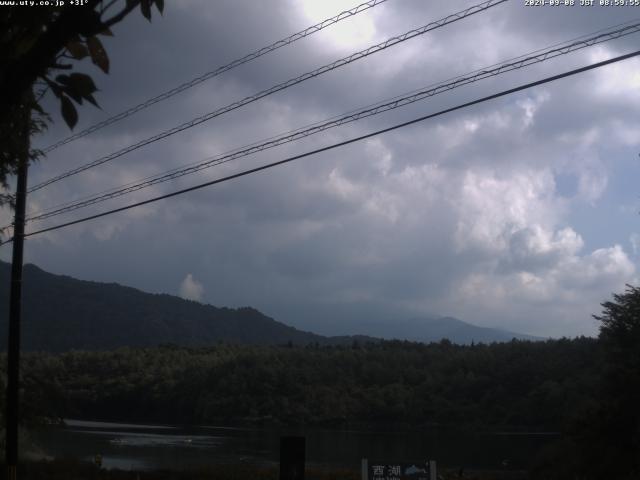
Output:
top-left (5, 150), bottom-right (29, 480)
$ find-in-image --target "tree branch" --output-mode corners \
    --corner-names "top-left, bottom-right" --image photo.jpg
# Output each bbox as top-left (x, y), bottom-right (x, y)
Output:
top-left (101, 0), bottom-right (120, 15)
top-left (101, 0), bottom-right (140, 28)
top-left (0, 0), bottom-right (137, 120)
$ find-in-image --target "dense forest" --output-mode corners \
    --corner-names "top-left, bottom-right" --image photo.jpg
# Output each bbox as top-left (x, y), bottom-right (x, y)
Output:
top-left (4, 338), bottom-right (599, 430)
top-left (0, 336), bottom-right (633, 479)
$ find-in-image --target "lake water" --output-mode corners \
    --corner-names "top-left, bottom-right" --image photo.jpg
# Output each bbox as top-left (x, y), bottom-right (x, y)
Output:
top-left (32, 419), bottom-right (559, 472)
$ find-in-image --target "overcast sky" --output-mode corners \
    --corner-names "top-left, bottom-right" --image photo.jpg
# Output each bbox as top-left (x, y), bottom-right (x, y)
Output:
top-left (2, 0), bottom-right (640, 338)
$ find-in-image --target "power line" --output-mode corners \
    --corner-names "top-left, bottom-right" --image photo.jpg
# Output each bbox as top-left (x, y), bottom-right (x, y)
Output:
top-left (26, 15), bottom-right (640, 220)
top-left (27, 16), bottom-right (640, 220)
top-left (40, 0), bottom-right (391, 154)
top-left (23, 20), bottom-right (640, 224)
top-left (31, 0), bottom-right (504, 192)
top-left (28, 0), bottom-right (507, 194)
top-left (1, 48), bottom-right (635, 245)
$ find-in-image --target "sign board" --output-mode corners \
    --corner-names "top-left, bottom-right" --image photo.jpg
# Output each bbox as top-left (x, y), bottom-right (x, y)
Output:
top-left (361, 459), bottom-right (436, 480)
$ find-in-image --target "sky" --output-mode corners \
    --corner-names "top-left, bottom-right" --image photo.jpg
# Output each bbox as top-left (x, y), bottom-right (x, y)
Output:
top-left (2, 0), bottom-right (640, 338)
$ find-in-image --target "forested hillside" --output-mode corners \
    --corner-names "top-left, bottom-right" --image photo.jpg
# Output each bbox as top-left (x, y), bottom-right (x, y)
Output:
top-left (10, 338), bottom-right (599, 430)
top-left (0, 262), bottom-right (359, 350)
top-left (0, 262), bottom-right (536, 350)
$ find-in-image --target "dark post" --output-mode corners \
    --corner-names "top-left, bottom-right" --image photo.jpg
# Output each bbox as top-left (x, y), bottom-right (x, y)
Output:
top-left (280, 436), bottom-right (305, 480)
top-left (5, 156), bottom-right (28, 480)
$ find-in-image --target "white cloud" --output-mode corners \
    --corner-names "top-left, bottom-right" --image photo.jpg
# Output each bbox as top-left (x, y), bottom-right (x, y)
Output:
top-left (453, 242), bottom-right (636, 336)
top-left (590, 46), bottom-right (640, 104)
top-left (500, 225), bottom-right (584, 274)
top-left (517, 91), bottom-right (549, 129)
top-left (453, 168), bottom-right (561, 253)
top-left (179, 274), bottom-right (204, 302)
top-left (295, 0), bottom-right (379, 52)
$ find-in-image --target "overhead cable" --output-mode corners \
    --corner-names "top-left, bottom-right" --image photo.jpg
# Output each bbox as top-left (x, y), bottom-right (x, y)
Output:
top-left (1, 48), bottom-right (634, 244)
top-left (28, 0), bottom-right (507, 194)
top-left (24, 21), bottom-right (640, 223)
top-left (41, 0), bottom-right (391, 154)
top-left (27, 17), bottom-right (640, 221)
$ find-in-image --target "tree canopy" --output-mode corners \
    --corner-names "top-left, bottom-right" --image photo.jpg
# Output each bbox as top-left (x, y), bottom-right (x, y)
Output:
top-left (591, 285), bottom-right (640, 479)
top-left (0, 0), bottom-right (164, 206)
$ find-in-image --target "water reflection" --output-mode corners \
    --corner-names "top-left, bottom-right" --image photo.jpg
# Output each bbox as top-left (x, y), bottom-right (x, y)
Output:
top-left (32, 419), bottom-right (559, 472)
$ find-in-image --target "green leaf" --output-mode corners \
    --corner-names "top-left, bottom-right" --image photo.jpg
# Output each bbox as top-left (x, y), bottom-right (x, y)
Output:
top-left (84, 93), bottom-right (100, 108)
top-left (68, 73), bottom-right (98, 97)
top-left (60, 95), bottom-right (78, 129)
top-left (154, 0), bottom-right (164, 14)
top-left (86, 36), bottom-right (109, 74)
top-left (99, 26), bottom-right (114, 37)
top-left (32, 102), bottom-right (46, 116)
top-left (56, 73), bottom-right (99, 107)
top-left (140, 0), bottom-right (152, 21)
top-left (49, 81), bottom-right (63, 98)
top-left (55, 74), bottom-right (70, 85)
top-left (62, 85), bottom-right (83, 105)
top-left (77, 10), bottom-right (104, 38)
top-left (66, 41), bottom-right (89, 60)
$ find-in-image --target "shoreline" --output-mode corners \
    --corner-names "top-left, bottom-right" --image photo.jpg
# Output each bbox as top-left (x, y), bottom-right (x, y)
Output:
top-left (3, 459), bottom-right (530, 480)
top-left (59, 416), bottom-right (563, 436)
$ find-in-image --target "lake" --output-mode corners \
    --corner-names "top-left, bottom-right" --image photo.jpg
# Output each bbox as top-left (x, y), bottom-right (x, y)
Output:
top-left (32, 419), bottom-right (559, 472)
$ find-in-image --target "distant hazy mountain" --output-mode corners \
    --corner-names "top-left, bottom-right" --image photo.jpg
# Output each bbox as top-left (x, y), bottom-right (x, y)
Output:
top-left (344, 316), bottom-right (542, 344)
top-left (0, 261), bottom-right (539, 351)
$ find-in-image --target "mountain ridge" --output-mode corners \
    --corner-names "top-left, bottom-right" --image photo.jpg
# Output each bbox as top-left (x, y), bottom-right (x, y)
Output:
top-left (349, 316), bottom-right (542, 343)
top-left (0, 261), bottom-right (539, 351)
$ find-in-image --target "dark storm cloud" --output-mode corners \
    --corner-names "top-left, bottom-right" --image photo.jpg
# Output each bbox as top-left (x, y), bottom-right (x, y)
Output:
top-left (3, 0), bottom-right (640, 338)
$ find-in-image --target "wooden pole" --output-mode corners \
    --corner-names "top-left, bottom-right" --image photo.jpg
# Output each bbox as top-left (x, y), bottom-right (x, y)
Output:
top-left (5, 154), bottom-right (28, 480)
